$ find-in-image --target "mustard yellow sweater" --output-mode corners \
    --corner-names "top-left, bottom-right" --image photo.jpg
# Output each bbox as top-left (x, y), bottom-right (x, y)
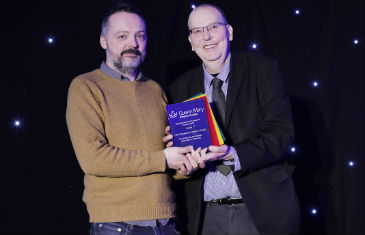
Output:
top-left (66, 69), bottom-right (175, 222)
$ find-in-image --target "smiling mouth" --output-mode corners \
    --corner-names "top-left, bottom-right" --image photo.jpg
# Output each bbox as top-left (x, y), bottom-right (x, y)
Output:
top-left (204, 44), bottom-right (216, 49)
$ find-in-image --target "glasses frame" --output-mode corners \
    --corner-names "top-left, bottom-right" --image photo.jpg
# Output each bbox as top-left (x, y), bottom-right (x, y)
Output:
top-left (189, 22), bottom-right (228, 37)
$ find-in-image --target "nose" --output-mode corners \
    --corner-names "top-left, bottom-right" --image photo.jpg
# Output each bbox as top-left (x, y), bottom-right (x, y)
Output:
top-left (127, 36), bottom-right (138, 48)
top-left (203, 28), bottom-right (212, 40)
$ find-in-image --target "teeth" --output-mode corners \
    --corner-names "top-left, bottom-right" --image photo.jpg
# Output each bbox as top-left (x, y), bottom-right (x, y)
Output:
top-left (204, 45), bottom-right (215, 49)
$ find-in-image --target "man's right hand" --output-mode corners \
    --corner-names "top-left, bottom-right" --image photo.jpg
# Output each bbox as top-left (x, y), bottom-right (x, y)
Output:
top-left (163, 126), bottom-right (174, 147)
top-left (164, 146), bottom-right (195, 175)
top-left (198, 145), bottom-right (234, 168)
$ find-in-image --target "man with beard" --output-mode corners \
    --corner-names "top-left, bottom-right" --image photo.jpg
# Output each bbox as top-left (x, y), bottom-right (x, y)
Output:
top-left (66, 2), bottom-right (199, 235)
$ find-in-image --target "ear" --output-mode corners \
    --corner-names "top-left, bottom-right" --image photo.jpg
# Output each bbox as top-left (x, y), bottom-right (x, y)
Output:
top-left (227, 24), bottom-right (233, 41)
top-left (188, 35), bottom-right (195, 51)
top-left (100, 35), bottom-right (107, 49)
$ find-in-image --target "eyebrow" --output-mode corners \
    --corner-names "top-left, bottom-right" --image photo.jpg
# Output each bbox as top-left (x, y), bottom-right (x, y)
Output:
top-left (189, 22), bottom-right (222, 29)
top-left (114, 30), bottom-right (146, 35)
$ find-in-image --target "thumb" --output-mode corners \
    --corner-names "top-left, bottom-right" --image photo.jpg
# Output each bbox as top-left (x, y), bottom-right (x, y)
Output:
top-left (209, 145), bottom-right (226, 153)
top-left (181, 145), bottom-right (194, 153)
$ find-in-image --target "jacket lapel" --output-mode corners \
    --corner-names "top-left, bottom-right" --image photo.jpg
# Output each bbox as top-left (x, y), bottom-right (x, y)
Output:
top-left (225, 54), bottom-right (247, 128)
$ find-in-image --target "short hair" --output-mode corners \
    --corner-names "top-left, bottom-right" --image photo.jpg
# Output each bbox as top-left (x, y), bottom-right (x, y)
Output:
top-left (189, 3), bottom-right (229, 25)
top-left (101, 1), bottom-right (145, 35)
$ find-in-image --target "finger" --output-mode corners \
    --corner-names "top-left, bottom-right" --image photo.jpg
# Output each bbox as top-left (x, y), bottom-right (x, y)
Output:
top-left (191, 148), bottom-right (202, 164)
top-left (187, 154), bottom-right (198, 169)
top-left (166, 141), bottom-right (174, 147)
top-left (184, 158), bottom-right (193, 175)
top-left (208, 152), bottom-right (227, 161)
top-left (199, 161), bottom-right (206, 168)
top-left (200, 147), bottom-right (210, 161)
top-left (180, 145), bottom-right (194, 153)
top-left (201, 147), bottom-right (208, 155)
top-left (222, 153), bottom-right (234, 160)
top-left (165, 126), bottom-right (171, 135)
top-left (208, 145), bottom-right (227, 153)
top-left (163, 134), bottom-right (173, 143)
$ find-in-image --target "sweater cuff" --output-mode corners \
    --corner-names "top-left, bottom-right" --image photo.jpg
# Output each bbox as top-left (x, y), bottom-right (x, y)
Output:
top-left (151, 150), bottom-right (167, 173)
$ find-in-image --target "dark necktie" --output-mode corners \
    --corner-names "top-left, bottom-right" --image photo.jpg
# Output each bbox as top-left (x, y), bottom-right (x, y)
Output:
top-left (211, 77), bottom-right (232, 176)
top-left (211, 78), bottom-right (226, 124)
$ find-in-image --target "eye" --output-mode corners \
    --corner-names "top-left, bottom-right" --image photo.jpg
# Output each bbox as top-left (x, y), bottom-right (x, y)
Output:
top-left (192, 28), bottom-right (202, 34)
top-left (210, 24), bottom-right (219, 30)
top-left (119, 35), bottom-right (127, 40)
top-left (136, 33), bottom-right (146, 40)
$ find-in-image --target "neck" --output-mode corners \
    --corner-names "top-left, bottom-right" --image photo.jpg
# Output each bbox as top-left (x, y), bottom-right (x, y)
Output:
top-left (204, 53), bottom-right (231, 74)
top-left (122, 72), bottom-right (138, 81)
top-left (106, 60), bottom-right (138, 81)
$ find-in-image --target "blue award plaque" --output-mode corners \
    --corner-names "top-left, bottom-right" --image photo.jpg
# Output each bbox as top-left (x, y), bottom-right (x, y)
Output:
top-left (166, 99), bottom-right (212, 149)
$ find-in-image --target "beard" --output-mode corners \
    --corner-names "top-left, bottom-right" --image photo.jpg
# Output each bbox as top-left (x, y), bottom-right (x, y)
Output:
top-left (113, 48), bottom-right (145, 76)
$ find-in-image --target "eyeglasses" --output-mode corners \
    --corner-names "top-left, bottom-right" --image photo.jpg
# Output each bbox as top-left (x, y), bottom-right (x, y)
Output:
top-left (189, 22), bottom-right (228, 37)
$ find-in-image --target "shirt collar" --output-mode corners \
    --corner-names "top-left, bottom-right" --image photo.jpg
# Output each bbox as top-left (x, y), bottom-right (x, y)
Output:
top-left (203, 55), bottom-right (231, 87)
top-left (100, 61), bottom-right (143, 81)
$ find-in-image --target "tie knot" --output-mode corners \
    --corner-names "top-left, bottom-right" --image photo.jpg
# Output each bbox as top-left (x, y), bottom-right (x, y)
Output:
top-left (212, 77), bottom-right (224, 89)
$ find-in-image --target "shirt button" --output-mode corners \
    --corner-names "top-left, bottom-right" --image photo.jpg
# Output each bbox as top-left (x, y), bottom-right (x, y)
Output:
top-left (117, 228), bottom-right (122, 232)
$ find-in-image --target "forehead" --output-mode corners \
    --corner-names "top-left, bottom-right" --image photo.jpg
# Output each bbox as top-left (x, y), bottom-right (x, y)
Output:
top-left (188, 6), bottom-right (225, 28)
top-left (107, 11), bottom-right (146, 33)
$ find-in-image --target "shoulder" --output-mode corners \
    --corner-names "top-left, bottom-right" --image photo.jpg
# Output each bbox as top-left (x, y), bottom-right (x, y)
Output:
top-left (141, 76), bottom-right (165, 93)
top-left (179, 65), bottom-right (203, 79)
top-left (232, 52), bottom-right (277, 67)
top-left (169, 65), bottom-right (202, 89)
top-left (69, 69), bottom-right (105, 90)
top-left (166, 65), bottom-right (203, 102)
top-left (231, 52), bottom-right (278, 72)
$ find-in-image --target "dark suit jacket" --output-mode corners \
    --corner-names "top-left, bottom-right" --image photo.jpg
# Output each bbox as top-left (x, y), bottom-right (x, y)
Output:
top-left (167, 52), bottom-right (300, 235)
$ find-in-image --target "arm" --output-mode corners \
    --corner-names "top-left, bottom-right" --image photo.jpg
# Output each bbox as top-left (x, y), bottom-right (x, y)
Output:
top-left (66, 77), bottom-right (192, 177)
top-left (233, 58), bottom-right (294, 172)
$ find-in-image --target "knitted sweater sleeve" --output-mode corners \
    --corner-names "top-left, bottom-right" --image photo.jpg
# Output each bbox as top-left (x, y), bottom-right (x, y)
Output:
top-left (66, 77), bottom-right (166, 177)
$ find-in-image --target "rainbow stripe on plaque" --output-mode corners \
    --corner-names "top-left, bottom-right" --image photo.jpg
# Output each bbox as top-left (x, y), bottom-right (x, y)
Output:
top-left (185, 93), bottom-right (225, 146)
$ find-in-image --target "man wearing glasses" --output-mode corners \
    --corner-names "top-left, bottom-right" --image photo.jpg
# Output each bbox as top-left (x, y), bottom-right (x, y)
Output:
top-left (166, 3), bottom-right (300, 235)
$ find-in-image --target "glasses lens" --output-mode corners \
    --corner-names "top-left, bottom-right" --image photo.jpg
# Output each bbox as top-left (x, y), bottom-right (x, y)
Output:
top-left (191, 28), bottom-right (202, 36)
top-left (208, 23), bottom-right (221, 33)
top-left (190, 23), bottom-right (225, 37)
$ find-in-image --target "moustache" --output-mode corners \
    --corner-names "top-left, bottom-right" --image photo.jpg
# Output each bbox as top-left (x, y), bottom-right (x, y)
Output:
top-left (120, 49), bottom-right (142, 57)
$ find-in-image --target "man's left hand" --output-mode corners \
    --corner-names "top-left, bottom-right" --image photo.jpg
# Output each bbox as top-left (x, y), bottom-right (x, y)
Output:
top-left (163, 126), bottom-right (174, 147)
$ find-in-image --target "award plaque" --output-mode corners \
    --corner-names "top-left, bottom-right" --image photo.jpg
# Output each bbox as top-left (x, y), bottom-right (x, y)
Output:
top-left (166, 98), bottom-right (212, 149)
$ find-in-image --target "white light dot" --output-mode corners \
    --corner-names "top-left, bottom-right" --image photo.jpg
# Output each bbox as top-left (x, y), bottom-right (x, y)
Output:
top-left (353, 39), bottom-right (359, 45)
top-left (290, 146), bottom-right (296, 153)
top-left (13, 120), bottom-right (21, 127)
top-left (48, 37), bottom-right (54, 44)
top-left (250, 43), bottom-right (258, 50)
top-left (295, 9), bottom-right (301, 15)
top-left (348, 161), bottom-right (355, 167)
top-left (191, 4), bottom-right (196, 9)
top-left (311, 208), bottom-right (317, 215)
top-left (312, 81), bottom-right (319, 87)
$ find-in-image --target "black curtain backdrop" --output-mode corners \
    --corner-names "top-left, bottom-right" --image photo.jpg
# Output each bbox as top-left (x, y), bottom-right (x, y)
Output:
top-left (0, 0), bottom-right (363, 234)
